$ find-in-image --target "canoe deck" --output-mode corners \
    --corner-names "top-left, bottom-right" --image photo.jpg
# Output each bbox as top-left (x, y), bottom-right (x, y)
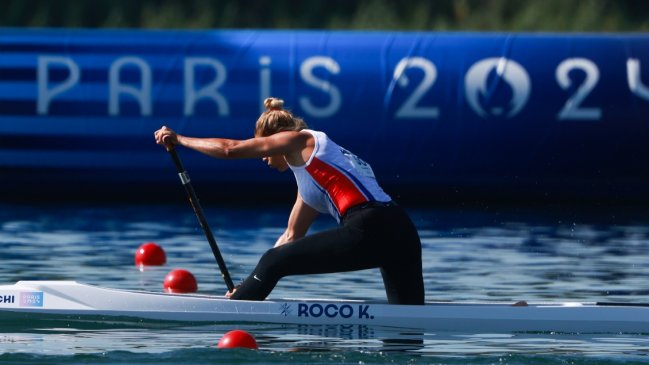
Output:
top-left (1, 281), bottom-right (648, 333)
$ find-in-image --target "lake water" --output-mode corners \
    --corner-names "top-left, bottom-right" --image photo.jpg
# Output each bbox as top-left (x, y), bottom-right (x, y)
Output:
top-left (1, 202), bottom-right (649, 364)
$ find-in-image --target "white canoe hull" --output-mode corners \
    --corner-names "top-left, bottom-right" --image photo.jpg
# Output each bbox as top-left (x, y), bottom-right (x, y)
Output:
top-left (1, 281), bottom-right (648, 333)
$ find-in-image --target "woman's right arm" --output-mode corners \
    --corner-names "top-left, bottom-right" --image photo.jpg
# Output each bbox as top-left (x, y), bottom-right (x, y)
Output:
top-left (275, 193), bottom-right (319, 248)
top-left (154, 125), bottom-right (309, 160)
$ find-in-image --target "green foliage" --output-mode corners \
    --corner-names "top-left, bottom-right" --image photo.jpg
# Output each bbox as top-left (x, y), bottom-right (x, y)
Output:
top-left (1, 0), bottom-right (648, 31)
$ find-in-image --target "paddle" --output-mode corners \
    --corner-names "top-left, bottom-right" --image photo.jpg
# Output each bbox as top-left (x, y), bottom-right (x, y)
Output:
top-left (164, 143), bottom-right (235, 292)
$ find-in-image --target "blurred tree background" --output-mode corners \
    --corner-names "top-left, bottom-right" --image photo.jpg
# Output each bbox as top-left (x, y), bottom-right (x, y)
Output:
top-left (1, 0), bottom-right (648, 31)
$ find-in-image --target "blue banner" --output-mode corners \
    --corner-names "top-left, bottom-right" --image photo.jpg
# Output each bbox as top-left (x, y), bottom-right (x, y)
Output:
top-left (1, 29), bottom-right (648, 201)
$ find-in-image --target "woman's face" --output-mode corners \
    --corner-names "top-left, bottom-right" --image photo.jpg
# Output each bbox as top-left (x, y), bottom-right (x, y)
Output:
top-left (256, 128), bottom-right (288, 172)
top-left (263, 155), bottom-right (289, 172)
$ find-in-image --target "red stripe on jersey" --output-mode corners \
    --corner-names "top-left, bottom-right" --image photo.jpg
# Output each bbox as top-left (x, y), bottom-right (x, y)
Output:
top-left (306, 157), bottom-right (368, 216)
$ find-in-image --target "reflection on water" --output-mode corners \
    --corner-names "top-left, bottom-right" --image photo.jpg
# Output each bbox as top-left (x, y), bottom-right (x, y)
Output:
top-left (1, 202), bottom-right (649, 359)
top-left (2, 323), bottom-right (649, 357)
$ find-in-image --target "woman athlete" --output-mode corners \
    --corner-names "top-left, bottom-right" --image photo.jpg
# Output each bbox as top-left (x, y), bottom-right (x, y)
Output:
top-left (154, 97), bottom-right (424, 305)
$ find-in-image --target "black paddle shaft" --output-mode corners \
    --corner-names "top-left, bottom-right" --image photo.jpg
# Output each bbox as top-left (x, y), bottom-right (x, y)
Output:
top-left (167, 147), bottom-right (235, 292)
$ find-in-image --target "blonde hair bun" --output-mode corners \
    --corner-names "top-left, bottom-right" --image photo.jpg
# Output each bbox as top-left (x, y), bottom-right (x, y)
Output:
top-left (255, 96), bottom-right (307, 137)
top-left (264, 97), bottom-right (284, 111)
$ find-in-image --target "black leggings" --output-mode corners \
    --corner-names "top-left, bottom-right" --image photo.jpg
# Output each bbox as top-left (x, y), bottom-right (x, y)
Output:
top-left (230, 203), bottom-right (425, 305)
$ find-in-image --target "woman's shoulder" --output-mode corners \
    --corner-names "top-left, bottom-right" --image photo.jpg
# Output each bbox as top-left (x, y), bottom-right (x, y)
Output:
top-left (274, 130), bottom-right (316, 148)
top-left (300, 129), bottom-right (325, 137)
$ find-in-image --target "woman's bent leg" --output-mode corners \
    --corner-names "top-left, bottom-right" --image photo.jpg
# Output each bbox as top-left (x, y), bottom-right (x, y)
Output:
top-left (231, 223), bottom-right (379, 301)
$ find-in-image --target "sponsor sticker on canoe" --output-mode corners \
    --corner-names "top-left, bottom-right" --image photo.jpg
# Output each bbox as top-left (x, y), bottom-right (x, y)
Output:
top-left (19, 292), bottom-right (43, 307)
top-left (0, 291), bottom-right (44, 307)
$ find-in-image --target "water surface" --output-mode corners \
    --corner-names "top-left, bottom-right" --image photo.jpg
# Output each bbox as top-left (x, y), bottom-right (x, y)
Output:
top-left (1, 202), bottom-right (648, 364)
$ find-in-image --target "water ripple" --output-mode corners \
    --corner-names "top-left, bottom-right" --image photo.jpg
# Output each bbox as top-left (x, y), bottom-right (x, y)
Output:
top-left (1, 203), bottom-right (649, 360)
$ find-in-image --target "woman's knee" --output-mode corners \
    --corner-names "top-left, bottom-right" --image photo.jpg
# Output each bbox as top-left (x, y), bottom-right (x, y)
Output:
top-left (256, 248), bottom-right (284, 277)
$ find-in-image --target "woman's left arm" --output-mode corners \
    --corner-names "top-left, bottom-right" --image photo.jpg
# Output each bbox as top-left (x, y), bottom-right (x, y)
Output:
top-left (275, 193), bottom-right (319, 248)
top-left (154, 126), bottom-right (308, 159)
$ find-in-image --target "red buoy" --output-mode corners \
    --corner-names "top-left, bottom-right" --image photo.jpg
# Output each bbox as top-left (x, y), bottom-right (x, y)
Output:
top-left (217, 329), bottom-right (258, 349)
top-left (135, 242), bottom-right (166, 266)
top-left (163, 269), bottom-right (198, 293)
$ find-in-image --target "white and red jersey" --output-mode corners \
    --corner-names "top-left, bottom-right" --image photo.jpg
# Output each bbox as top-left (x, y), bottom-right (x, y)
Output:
top-left (288, 129), bottom-right (391, 222)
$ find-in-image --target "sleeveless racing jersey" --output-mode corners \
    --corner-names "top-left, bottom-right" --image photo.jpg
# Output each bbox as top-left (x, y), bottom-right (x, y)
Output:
top-left (288, 129), bottom-right (391, 222)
